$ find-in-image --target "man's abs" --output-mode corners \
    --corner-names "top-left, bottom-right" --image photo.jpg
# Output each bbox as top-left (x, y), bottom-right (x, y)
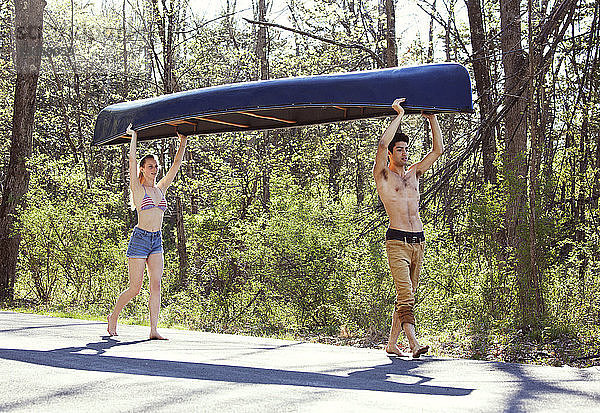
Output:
top-left (384, 199), bottom-right (423, 231)
top-left (377, 168), bottom-right (423, 232)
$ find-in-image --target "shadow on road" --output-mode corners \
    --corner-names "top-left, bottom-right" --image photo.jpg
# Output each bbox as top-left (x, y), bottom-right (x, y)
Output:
top-left (0, 322), bottom-right (101, 333)
top-left (492, 360), bottom-right (600, 410)
top-left (0, 336), bottom-right (473, 396)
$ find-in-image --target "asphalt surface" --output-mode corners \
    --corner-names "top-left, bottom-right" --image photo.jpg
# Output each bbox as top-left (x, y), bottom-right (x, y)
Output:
top-left (1, 311), bottom-right (598, 412)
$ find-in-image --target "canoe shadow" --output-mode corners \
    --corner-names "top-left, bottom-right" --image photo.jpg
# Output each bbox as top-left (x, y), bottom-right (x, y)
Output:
top-left (0, 322), bottom-right (101, 334)
top-left (0, 336), bottom-right (473, 396)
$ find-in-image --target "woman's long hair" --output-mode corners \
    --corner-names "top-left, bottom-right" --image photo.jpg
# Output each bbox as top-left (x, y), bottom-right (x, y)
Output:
top-left (130, 154), bottom-right (160, 210)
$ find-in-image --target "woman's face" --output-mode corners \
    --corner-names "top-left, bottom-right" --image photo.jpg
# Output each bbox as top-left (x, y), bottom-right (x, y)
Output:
top-left (141, 158), bottom-right (159, 181)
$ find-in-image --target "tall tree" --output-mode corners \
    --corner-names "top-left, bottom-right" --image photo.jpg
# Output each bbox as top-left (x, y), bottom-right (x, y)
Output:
top-left (526, 0), bottom-right (577, 317)
top-left (444, 0), bottom-right (456, 61)
top-left (526, 0), bottom-right (544, 318)
top-left (148, 0), bottom-right (189, 286)
top-left (427, 0), bottom-right (436, 63)
top-left (382, 0), bottom-right (397, 67)
top-left (500, 0), bottom-right (577, 323)
top-left (499, 0), bottom-right (530, 323)
top-left (121, 0), bottom-right (133, 227)
top-left (0, 0), bottom-right (46, 300)
top-left (465, 0), bottom-right (497, 183)
top-left (256, 0), bottom-right (271, 210)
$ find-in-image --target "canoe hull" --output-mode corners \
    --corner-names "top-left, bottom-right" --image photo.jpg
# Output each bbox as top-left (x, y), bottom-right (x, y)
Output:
top-left (93, 63), bottom-right (473, 145)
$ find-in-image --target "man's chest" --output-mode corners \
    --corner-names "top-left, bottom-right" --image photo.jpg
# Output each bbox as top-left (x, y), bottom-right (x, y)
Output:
top-left (381, 171), bottom-right (420, 198)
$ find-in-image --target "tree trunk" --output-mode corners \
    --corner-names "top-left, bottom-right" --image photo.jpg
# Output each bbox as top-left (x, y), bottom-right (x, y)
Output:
top-left (175, 187), bottom-right (188, 286)
top-left (465, 0), bottom-right (497, 184)
top-left (0, 0), bottom-right (46, 301)
top-left (383, 0), bottom-right (397, 67)
top-left (121, 0), bottom-right (132, 226)
top-left (328, 141), bottom-right (342, 203)
top-left (150, 0), bottom-right (188, 285)
top-left (68, 0), bottom-right (90, 189)
top-left (576, 113), bottom-right (588, 299)
top-left (257, 0), bottom-right (269, 81)
top-left (588, 4), bottom-right (600, 209)
top-left (527, 0), bottom-right (544, 318)
top-left (355, 130), bottom-right (365, 206)
top-left (122, 0), bottom-right (128, 95)
top-left (445, 0), bottom-right (456, 61)
top-left (427, 0), bottom-right (436, 63)
top-left (257, 0), bottom-right (270, 211)
top-left (499, 0), bottom-right (530, 324)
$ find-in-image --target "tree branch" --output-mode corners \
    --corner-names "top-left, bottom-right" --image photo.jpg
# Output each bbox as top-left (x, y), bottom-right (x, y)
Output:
top-left (243, 18), bottom-right (385, 68)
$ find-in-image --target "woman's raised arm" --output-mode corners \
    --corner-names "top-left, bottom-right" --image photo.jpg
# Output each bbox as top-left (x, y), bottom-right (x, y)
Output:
top-left (127, 123), bottom-right (142, 191)
top-left (158, 131), bottom-right (188, 190)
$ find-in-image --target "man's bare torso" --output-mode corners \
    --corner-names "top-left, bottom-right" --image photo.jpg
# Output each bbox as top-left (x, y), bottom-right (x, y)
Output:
top-left (375, 166), bottom-right (423, 232)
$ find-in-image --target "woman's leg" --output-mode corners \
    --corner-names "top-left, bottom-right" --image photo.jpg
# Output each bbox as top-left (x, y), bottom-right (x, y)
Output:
top-left (146, 252), bottom-right (166, 340)
top-left (107, 258), bottom-right (146, 336)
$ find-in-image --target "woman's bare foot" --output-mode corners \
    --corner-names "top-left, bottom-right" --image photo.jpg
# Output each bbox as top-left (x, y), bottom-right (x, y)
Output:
top-left (107, 315), bottom-right (118, 336)
top-left (412, 344), bottom-right (430, 358)
top-left (385, 344), bottom-right (411, 357)
top-left (149, 331), bottom-right (168, 340)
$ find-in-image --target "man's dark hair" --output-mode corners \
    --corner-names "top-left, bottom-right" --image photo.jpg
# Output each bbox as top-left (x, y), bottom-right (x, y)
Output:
top-left (388, 130), bottom-right (409, 153)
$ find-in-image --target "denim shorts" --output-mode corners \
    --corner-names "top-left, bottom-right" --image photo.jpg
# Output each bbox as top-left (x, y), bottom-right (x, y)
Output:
top-left (126, 227), bottom-right (163, 259)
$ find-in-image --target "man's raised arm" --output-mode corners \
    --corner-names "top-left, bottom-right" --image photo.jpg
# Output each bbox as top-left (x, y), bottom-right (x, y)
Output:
top-left (414, 114), bottom-right (444, 177)
top-left (373, 98), bottom-right (405, 180)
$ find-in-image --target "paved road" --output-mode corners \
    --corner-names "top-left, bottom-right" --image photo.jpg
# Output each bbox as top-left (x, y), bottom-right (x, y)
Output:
top-left (0, 311), bottom-right (598, 412)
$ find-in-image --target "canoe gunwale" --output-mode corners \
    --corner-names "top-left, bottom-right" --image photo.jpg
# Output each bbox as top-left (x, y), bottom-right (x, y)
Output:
top-left (95, 102), bottom-right (474, 146)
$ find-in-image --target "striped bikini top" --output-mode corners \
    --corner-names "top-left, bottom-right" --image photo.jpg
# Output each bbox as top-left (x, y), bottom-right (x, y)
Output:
top-left (140, 185), bottom-right (167, 212)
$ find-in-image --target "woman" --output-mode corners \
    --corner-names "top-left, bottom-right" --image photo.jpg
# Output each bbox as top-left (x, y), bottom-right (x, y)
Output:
top-left (107, 123), bottom-right (187, 339)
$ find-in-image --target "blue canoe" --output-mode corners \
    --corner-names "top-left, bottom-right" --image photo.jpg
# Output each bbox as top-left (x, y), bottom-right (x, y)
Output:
top-left (93, 63), bottom-right (473, 145)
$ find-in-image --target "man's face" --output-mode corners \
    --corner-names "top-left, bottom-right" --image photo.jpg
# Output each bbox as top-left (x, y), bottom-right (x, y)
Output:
top-left (389, 141), bottom-right (409, 166)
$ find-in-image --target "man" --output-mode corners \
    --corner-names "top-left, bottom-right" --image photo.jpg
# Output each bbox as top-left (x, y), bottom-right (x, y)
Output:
top-left (373, 98), bottom-right (443, 358)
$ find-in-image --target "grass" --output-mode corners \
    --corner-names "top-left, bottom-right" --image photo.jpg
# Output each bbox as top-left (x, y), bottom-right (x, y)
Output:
top-left (3, 301), bottom-right (598, 368)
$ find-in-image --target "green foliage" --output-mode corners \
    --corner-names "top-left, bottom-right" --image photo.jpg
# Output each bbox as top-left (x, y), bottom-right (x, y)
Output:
top-left (16, 155), bottom-right (127, 307)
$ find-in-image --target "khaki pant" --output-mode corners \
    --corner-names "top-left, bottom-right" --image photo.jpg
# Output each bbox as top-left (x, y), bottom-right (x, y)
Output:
top-left (385, 240), bottom-right (425, 326)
